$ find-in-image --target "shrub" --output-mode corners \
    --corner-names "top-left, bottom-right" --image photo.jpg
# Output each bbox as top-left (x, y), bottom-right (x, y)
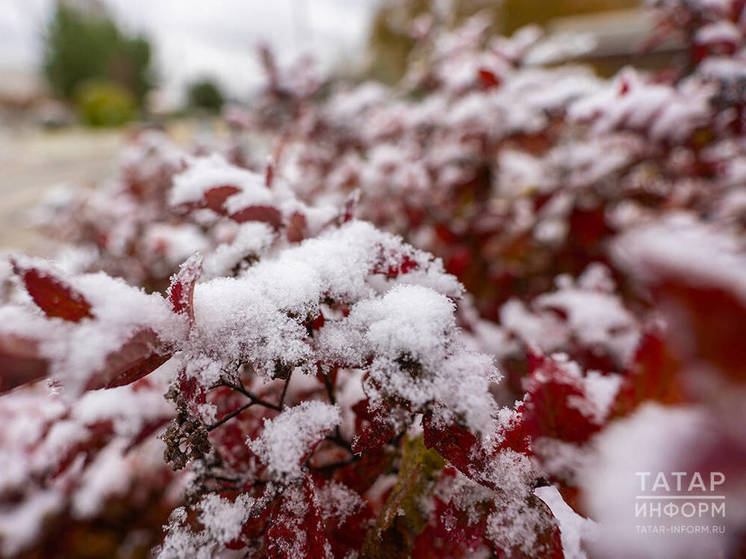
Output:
top-left (75, 80), bottom-right (136, 127)
top-left (2, 0), bottom-right (745, 557)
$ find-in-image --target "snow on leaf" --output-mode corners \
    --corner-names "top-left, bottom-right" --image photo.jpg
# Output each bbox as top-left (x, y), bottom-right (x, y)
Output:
top-left (11, 258), bottom-right (93, 322)
top-left (228, 204), bottom-right (283, 229)
top-left (0, 333), bottom-right (49, 394)
top-left (265, 479), bottom-right (333, 559)
top-left (248, 401), bottom-right (340, 481)
top-left (486, 492), bottom-right (564, 559)
top-left (167, 253), bottom-right (203, 322)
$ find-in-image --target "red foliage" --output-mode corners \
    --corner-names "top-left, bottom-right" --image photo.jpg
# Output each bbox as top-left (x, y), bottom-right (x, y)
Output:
top-left (11, 260), bottom-right (93, 322)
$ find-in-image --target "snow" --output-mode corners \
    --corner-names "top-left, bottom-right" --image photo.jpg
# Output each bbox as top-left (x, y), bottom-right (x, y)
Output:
top-left (248, 401), bottom-right (340, 480)
top-left (317, 284), bottom-right (499, 434)
top-left (41, 269), bottom-right (186, 394)
top-left (695, 21), bottom-right (741, 45)
top-left (316, 481), bottom-right (365, 525)
top-left (700, 56), bottom-right (746, 82)
top-left (483, 451), bottom-right (544, 555)
top-left (524, 32), bottom-right (597, 66)
top-left (72, 440), bottom-right (132, 518)
top-left (142, 224), bottom-right (210, 268)
top-left (499, 265), bottom-right (640, 368)
top-left (582, 371), bottom-right (622, 423)
top-left (582, 403), bottom-right (727, 559)
top-left (345, 285), bottom-right (456, 368)
top-left (72, 371), bottom-right (175, 435)
top-left (158, 493), bottom-right (261, 559)
top-left (202, 222), bottom-right (275, 279)
top-left (0, 304), bottom-right (58, 344)
top-left (190, 220), bottom-right (462, 381)
top-left (568, 70), bottom-right (711, 142)
top-left (497, 150), bottom-right (550, 197)
top-left (613, 214), bottom-right (746, 302)
top-left (170, 154), bottom-right (270, 207)
top-left (324, 82), bottom-right (388, 125)
top-left (500, 298), bottom-right (567, 351)
top-left (535, 485), bottom-right (597, 559)
top-left (197, 493), bottom-right (256, 544)
top-left (536, 287), bottom-right (639, 365)
top-left (0, 489), bottom-right (63, 556)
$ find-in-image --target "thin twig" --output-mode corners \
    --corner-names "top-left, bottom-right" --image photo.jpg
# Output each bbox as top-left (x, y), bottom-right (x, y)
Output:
top-left (278, 369), bottom-right (292, 409)
top-left (223, 381), bottom-right (282, 411)
top-left (308, 455), bottom-right (360, 472)
top-left (321, 372), bottom-right (336, 405)
top-left (207, 402), bottom-right (254, 431)
top-left (325, 432), bottom-right (353, 452)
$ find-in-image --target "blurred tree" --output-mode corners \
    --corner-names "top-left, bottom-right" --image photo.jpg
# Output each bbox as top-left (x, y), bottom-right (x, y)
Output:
top-left (187, 78), bottom-right (225, 113)
top-left (43, 1), bottom-right (154, 108)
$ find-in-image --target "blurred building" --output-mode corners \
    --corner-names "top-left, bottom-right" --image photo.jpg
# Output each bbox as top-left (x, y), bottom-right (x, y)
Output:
top-left (365, 0), bottom-right (681, 83)
top-left (545, 9), bottom-right (683, 75)
top-left (0, 67), bottom-right (44, 125)
top-left (0, 67), bottom-right (74, 129)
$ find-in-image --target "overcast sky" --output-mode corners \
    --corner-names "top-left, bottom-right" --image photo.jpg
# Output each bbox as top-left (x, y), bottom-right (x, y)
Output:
top-left (0, 0), bottom-right (380, 100)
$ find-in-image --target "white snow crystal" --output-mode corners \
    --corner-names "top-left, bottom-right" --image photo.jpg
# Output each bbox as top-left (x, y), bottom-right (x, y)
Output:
top-left (248, 401), bottom-right (341, 480)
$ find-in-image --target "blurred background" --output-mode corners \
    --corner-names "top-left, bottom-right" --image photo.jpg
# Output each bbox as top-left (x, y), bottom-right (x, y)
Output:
top-left (0, 0), bottom-right (671, 251)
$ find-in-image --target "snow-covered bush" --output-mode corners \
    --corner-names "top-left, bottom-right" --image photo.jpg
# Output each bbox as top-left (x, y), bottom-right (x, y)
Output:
top-left (2, 1), bottom-right (745, 557)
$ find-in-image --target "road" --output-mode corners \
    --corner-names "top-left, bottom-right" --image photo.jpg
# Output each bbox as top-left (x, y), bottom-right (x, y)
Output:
top-left (0, 120), bottom-right (272, 255)
top-left (0, 128), bottom-right (123, 253)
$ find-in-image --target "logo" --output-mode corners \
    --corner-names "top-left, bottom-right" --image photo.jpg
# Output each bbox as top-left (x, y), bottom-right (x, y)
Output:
top-left (634, 471), bottom-right (726, 536)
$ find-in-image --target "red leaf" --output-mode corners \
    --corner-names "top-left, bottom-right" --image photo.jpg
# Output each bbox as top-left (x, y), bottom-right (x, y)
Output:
top-left (85, 329), bottom-right (171, 390)
top-left (495, 403), bottom-right (532, 455)
top-left (265, 478), bottom-right (332, 559)
top-left (656, 282), bottom-right (746, 384)
top-left (351, 399), bottom-right (396, 454)
top-left (338, 446), bottom-right (393, 494)
top-left (567, 206), bottom-right (612, 253)
top-left (522, 353), bottom-right (601, 444)
top-left (0, 333), bottom-right (49, 394)
top-left (611, 328), bottom-right (682, 418)
top-left (422, 412), bottom-right (481, 479)
top-left (487, 494), bottom-right (564, 559)
top-left (339, 190), bottom-right (360, 224)
top-left (48, 420), bottom-right (114, 479)
top-left (413, 495), bottom-right (487, 559)
top-left (229, 205), bottom-right (283, 229)
top-left (373, 252), bottom-right (419, 279)
top-left (202, 185), bottom-right (241, 212)
top-left (423, 413), bottom-right (531, 492)
top-left (478, 68), bottom-right (501, 89)
top-left (167, 254), bottom-right (203, 322)
top-left (315, 477), bottom-right (373, 557)
top-left (286, 211), bottom-right (307, 243)
top-left (12, 260), bottom-right (92, 322)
